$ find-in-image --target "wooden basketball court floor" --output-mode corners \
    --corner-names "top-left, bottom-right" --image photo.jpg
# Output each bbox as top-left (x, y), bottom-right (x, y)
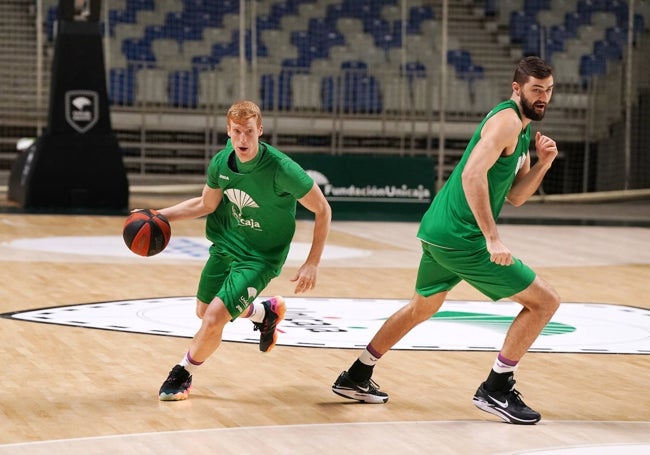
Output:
top-left (0, 194), bottom-right (649, 454)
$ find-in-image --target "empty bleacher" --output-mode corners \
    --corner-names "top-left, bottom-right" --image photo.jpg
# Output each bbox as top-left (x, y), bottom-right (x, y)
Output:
top-left (34, 0), bottom-right (648, 122)
top-left (1, 0), bottom-right (649, 183)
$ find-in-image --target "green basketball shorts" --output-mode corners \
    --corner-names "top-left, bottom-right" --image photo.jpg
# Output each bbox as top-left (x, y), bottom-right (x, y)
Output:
top-left (415, 241), bottom-right (536, 301)
top-left (197, 246), bottom-right (278, 319)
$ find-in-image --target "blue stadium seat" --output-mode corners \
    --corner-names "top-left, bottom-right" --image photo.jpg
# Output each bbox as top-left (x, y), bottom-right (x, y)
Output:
top-left (260, 73), bottom-right (275, 111)
top-left (260, 71), bottom-right (293, 111)
top-left (458, 64), bottom-right (485, 83)
top-left (159, 12), bottom-right (205, 42)
top-left (181, 10), bottom-right (222, 29)
top-left (410, 5), bottom-right (435, 23)
top-left (447, 49), bottom-right (472, 72)
top-left (484, 0), bottom-right (497, 18)
top-left (240, 29), bottom-right (269, 59)
top-left (180, 25), bottom-right (204, 42)
top-left (342, 71), bottom-right (362, 113)
top-left (316, 60), bottom-right (380, 114)
top-left (407, 6), bottom-right (434, 34)
top-left (579, 53), bottom-right (607, 87)
top-left (447, 49), bottom-right (483, 82)
top-left (606, 0), bottom-right (629, 26)
top-left (181, 0), bottom-right (235, 15)
top-left (355, 76), bottom-right (383, 113)
top-left (550, 24), bottom-right (575, 43)
top-left (325, 3), bottom-right (345, 21)
top-left (593, 39), bottom-right (622, 61)
top-left (363, 18), bottom-right (390, 38)
top-left (341, 60), bottom-right (368, 71)
top-left (375, 31), bottom-right (401, 51)
top-left (564, 11), bottom-right (590, 35)
top-left (321, 61), bottom-right (380, 114)
top-left (108, 67), bottom-right (135, 106)
top-left (46, 6), bottom-right (57, 41)
top-left (308, 17), bottom-right (337, 39)
top-left (605, 26), bottom-right (627, 48)
top-left (144, 25), bottom-right (174, 41)
top-left (282, 58), bottom-right (311, 73)
top-left (576, 0), bottom-right (597, 15)
top-left (126, 0), bottom-right (154, 13)
top-left (523, 23), bottom-right (541, 56)
top-left (542, 37), bottom-right (564, 62)
top-left (341, 0), bottom-right (381, 20)
top-left (191, 54), bottom-right (219, 70)
top-left (271, 0), bottom-right (300, 18)
top-left (211, 41), bottom-right (237, 60)
top-left (257, 14), bottom-right (280, 32)
top-left (296, 46), bottom-right (322, 66)
top-left (320, 76), bottom-right (336, 112)
top-left (164, 11), bottom-right (184, 30)
top-left (108, 9), bottom-right (137, 37)
top-left (509, 10), bottom-right (537, 44)
top-left (290, 18), bottom-right (345, 64)
top-left (168, 69), bottom-right (199, 108)
top-left (523, 0), bottom-right (550, 15)
top-left (323, 29), bottom-right (346, 49)
top-left (122, 38), bottom-right (156, 63)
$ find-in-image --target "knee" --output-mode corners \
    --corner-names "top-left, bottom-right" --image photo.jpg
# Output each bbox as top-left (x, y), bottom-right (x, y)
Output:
top-left (199, 298), bottom-right (230, 329)
top-left (195, 300), bottom-right (208, 319)
top-left (408, 293), bottom-right (445, 321)
top-left (536, 288), bottom-right (561, 319)
top-left (549, 289), bottom-right (561, 314)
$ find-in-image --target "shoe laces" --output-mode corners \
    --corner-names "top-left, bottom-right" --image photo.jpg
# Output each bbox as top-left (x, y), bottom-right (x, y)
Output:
top-left (505, 386), bottom-right (527, 405)
top-left (166, 366), bottom-right (189, 385)
top-left (362, 378), bottom-right (382, 392)
top-left (253, 309), bottom-right (276, 333)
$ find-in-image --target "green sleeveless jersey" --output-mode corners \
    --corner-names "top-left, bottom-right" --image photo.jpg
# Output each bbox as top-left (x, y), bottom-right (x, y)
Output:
top-left (417, 100), bottom-right (530, 248)
top-left (205, 139), bottom-right (314, 269)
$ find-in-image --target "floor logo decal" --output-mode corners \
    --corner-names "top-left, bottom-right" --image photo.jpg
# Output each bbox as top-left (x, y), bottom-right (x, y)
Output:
top-left (3, 298), bottom-right (648, 354)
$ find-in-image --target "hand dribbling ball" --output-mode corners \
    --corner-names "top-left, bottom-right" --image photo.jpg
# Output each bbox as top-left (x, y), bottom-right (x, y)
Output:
top-left (123, 209), bottom-right (171, 257)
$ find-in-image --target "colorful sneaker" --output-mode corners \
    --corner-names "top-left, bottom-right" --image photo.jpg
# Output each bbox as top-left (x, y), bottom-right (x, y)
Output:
top-left (472, 377), bottom-right (541, 424)
top-left (159, 365), bottom-right (192, 401)
top-left (253, 296), bottom-right (286, 352)
top-left (331, 371), bottom-right (389, 404)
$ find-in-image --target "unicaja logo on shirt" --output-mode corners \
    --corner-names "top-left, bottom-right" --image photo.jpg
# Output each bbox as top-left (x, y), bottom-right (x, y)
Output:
top-left (224, 189), bottom-right (262, 231)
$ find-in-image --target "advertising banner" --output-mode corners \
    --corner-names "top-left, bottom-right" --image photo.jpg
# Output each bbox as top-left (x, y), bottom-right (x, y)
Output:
top-left (291, 154), bottom-right (436, 221)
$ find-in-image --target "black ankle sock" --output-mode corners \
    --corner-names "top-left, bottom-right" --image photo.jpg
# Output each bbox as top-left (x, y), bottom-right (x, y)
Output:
top-left (484, 371), bottom-right (513, 392)
top-left (348, 359), bottom-right (374, 383)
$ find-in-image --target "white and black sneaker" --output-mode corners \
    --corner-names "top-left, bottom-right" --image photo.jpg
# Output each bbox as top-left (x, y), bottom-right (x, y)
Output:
top-left (332, 371), bottom-right (388, 404)
top-left (473, 377), bottom-right (541, 425)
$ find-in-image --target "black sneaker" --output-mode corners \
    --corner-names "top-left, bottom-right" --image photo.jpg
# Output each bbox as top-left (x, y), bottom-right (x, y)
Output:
top-left (472, 377), bottom-right (541, 424)
top-left (332, 371), bottom-right (389, 404)
top-left (159, 365), bottom-right (192, 401)
top-left (252, 296), bottom-right (286, 352)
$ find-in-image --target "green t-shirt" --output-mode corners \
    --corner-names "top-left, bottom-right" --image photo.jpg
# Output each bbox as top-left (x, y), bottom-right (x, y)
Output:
top-left (417, 100), bottom-right (531, 248)
top-left (205, 139), bottom-right (314, 268)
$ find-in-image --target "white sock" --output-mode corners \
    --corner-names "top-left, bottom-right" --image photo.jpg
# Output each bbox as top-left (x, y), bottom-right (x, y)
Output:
top-left (246, 302), bottom-right (266, 323)
top-left (492, 354), bottom-right (518, 374)
top-left (359, 347), bottom-right (381, 366)
top-left (179, 351), bottom-right (203, 374)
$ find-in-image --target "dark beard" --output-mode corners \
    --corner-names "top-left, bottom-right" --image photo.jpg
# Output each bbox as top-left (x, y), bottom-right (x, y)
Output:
top-left (520, 95), bottom-right (546, 121)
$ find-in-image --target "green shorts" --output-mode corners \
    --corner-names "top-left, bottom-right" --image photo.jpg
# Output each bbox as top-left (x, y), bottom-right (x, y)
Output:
top-left (197, 246), bottom-right (278, 319)
top-left (415, 241), bottom-right (536, 301)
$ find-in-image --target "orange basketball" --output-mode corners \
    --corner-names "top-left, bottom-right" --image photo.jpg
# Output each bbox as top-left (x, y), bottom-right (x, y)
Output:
top-left (122, 209), bottom-right (171, 257)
